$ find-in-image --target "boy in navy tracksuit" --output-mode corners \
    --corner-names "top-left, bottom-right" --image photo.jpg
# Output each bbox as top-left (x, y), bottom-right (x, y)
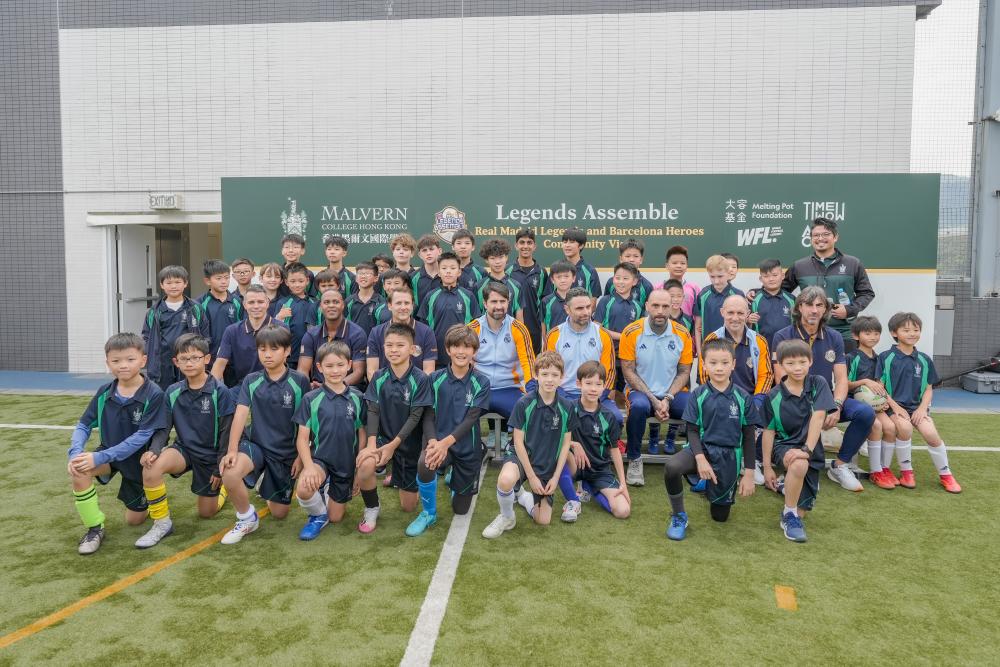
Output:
top-left (142, 265), bottom-right (209, 387)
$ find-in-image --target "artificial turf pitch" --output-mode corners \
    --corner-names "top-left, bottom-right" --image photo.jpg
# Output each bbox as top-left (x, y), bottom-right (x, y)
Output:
top-left (0, 395), bottom-right (997, 665)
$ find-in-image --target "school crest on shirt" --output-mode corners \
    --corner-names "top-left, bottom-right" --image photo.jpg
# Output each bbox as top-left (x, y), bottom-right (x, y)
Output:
top-left (530, 276), bottom-right (539, 288)
top-left (280, 198), bottom-right (308, 241)
top-left (551, 415), bottom-right (560, 429)
top-left (433, 206), bottom-right (467, 245)
top-left (200, 397), bottom-right (211, 413)
top-left (131, 408), bottom-right (143, 425)
top-left (667, 340), bottom-right (676, 351)
top-left (282, 391), bottom-right (293, 407)
top-left (782, 306), bottom-right (790, 316)
top-left (455, 302), bottom-right (464, 313)
top-left (465, 389), bottom-right (474, 405)
top-left (227, 305), bottom-right (235, 318)
top-left (504, 334), bottom-right (511, 343)
top-left (839, 264), bottom-right (847, 274)
top-left (180, 311), bottom-right (188, 324)
top-left (403, 388), bottom-right (411, 402)
top-left (412, 345), bottom-right (422, 358)
top-left (914, 366), bottom-right (921, 378)
top-left (825, 350), bottom-right (836, 362)
top-left (588, 337), bottom-right (597, 348)
top-left (346, 403), bottom-right (355, 418)
top-left (592, 421), bottom-right (600, 436)
top-left (729, 403), bottom-right (739, 418)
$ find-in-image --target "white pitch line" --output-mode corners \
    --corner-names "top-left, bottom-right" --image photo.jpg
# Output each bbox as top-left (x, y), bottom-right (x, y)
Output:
top-left (0, 423), bottom-right (75, 430)
top-left (913, 445), bottom-right (999, 452)
top-left (400, 462), bottom-right (489, 667)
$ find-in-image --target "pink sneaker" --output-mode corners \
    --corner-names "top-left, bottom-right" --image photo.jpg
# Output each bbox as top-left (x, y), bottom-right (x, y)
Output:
top-left (358, 506), bottom-right (380, 534)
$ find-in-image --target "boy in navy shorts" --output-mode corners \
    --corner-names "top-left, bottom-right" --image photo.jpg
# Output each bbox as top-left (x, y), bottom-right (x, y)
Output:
top-left (362, 323), bottom-right (434, 531)
top-left (292, 341), bottom-right (379, 541)
top-left (758, 339), bottom-right (837, 543)
top-left (67, 333), bottom-right (167, 554)
top-left (218, 325), bottom-right (311, 544)
top-left (662, 338), bottom-right (756, 541)
top-left (482, 351), bottom-right (578, 538)
top-left (137, 334), bottom-right (235, 548)
top-left (406, 325), bottom-right (492, 537)
top-left (562, 361), bottom-right (630, 523)
top-left (878, 312), bottom-right (961, 493)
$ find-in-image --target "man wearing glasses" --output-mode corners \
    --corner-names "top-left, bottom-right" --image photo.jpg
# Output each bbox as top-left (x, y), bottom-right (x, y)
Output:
top-left (782, 217), bottom-right (875, 353)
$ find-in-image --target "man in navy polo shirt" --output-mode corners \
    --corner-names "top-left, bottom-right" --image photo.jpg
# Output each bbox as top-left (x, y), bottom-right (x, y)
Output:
top-left (211, 285), bottom-right (288, 390)
top-left (772, 286), bottom-right (874, 492)
top-left (417, 252), bottom-right (480, 368)
top-left (298, 288), bottom-right (367, 388)
top-left (367, 288), bottom-right (437, 379)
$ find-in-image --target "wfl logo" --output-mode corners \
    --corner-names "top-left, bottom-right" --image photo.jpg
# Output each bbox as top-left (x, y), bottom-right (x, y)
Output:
top-left (737, 226), bottom-right (783, 247)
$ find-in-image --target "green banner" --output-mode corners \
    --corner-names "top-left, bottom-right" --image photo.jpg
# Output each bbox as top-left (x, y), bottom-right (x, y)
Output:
top-left (222, 174), bottom-right (939, 269)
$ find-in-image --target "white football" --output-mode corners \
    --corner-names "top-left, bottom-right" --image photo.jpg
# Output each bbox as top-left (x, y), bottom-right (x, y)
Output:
top-left (853, 385), bottom-right (888, 411)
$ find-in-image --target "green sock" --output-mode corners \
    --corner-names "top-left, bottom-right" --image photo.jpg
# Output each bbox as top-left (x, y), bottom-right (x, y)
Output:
top-left (74, 483), bottom-right (105, 529)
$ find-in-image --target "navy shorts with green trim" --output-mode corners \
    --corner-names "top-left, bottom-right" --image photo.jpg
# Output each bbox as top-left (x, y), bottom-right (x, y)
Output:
top-left (771, 442), bottom-right (824, 511)
top-left (238, 440), bottom-right (294, 505)
top-left (387, 444), bottom-right (419, 493)
top-left (314, 459), bottom-right (354, 505)
top-left (440, 442), bottom-right (486, 497)
top-left (504, 456), bottom-right (554, 507)
top-left (166, 444), bottom-right (224, 497)
top-left (95, 450), bottom-right (148, 512)
top-left (574, 465), bottom-right (619, 493)
top-left (667, 446), bottom-right (740, 506)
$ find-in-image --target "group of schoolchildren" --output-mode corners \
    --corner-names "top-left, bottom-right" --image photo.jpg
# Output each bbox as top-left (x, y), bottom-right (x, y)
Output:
top-left (66, 225), bottom-right (956, 554)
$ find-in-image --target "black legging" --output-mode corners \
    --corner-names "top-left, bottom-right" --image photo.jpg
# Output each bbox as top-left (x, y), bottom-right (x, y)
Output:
top-left (662, 449), bottom-right (731, 522)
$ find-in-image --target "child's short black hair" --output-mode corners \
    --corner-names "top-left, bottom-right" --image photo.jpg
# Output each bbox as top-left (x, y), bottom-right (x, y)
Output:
top-left (720, 252), bottom-right (739, 267)
top-left (417, 234), bottom-right (440, 250)
top-left (887, 312), bottom-right (922, 338)
top-left (702, 337), bottom-right (735, 360)
top-left (385, 322), bottom-right (415, 343)
top-left (451, 229), bottom-right (475, 245)
top-left (758, 258), bottom-right (782, 274)
top-left (479, 238), bottom-right (511, 260)
top-left (576, 360), bottom-right (606, 382)
top-left (231, 257), bottom-right (254, 269)
top-left (776, 339), bottom-right (812, 364)
top-left (515, 228), bottom-right (535, 241)
top-left (324, 235), bottom-right (349, 250)
top-left (663, 278), bottom-right (683, 291)
top-left (105, 332), bottom-right (144, 355)
top-left (256, 323), bottom-right (292, 349)
top-left (561, 227), bottom-right (587, 245)
top-left (158, 265), bottom-right (189, 284)
top-left (173, 333), bottom-right (210, 357)
top-left (618, 238), bottom-right (644, 256)
top-left (203, 259), bottom-right (230, 278)
top-left (851, 315), bottom-right (882, 337)
top-left (355, 260), bottom-right (377, 275)
top-left (371, 252), bottom-right (394, 267)
top-left (613, 262), bottom-right (639, 279)
top-left (281, 233), bottom-right (306, 247)
top-left (445, 324), bottom-right (479, 351)
top-left (481, 281), bottom-right (510, 303)
top-left (380, 268), bottom-right (411, 286)
top-left (438, 251), bottom-right (461, 267)
top-left (284, 262), bottom-right (310, 278)
top-left (665, 245), bottom-right (688, 261)
top-left (315, 340), bottom-right (351, 365)
top-left (313, 269), bottom-right (340, 288)
top-left (549, 260), bottom-right (576, 277)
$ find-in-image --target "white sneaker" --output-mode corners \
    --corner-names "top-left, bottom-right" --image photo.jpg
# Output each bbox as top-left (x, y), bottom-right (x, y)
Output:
top-left (827, 463), bottom-right (864, 492)
top-left (358, 506), bottom-right (380, 534)
top-left (135, 518), bottom-right (173, 549)
top-left (753, 460), bottom-right (765, 486)
top-left (578, 489), bottom-right (592, 503)
top-left (221, 513), bottom-right (259, 544)
top-left (482, 513), bottom-right (516, 539)
top-left (516, 487), bottom-right (535, 514)
top-left (626, 458), bottom-right (645, 486)
top-left (561, 500), bottom-right (582, 523)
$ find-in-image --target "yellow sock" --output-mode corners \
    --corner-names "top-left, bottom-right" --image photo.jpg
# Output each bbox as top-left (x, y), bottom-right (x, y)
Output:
top-left (144, 483), bottom-right (170, 520)
top-left (217, 484), bottom-right (228, 509)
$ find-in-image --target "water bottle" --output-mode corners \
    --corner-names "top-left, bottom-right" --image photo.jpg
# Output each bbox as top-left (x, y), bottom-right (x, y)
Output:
top-left (836, 288), bottom-right (853, 321)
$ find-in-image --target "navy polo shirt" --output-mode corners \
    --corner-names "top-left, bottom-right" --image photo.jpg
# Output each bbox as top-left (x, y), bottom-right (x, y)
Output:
top-left (417, 285), bottom-right (480, 364)
top-left (682, 381), bottom-right (752, 448)
top-left (293, 384), bottom-right (365, 475)
top-left (81, 378), bottom-right (167, 458)
top-left (506, 262), bottom-right (550, 332)
top-left (216, 316), bottom-right (288, 387)
top-left (876, 345), bottom-right (939, 411)
top-left (756, 375), bottom-right (836, 447)
top-left (476, 274), bottom-right (525, 317)
top-left (331, 267), bottom-right (358, 296)
top-left (508, 390), bottom-right (579, 480)
top-left (345, 292), bottom-right (389, 335)
top-left (459, 263), bottom-right (486, 292)
top-left (847, 349), bottom-right (878, 382)
top-left (236, 369), bottom-right (311, 459)
top-left (429, 366), bottom-right (492, 458)
top-left (594, 292), bottom-right (643, 338)
top-left (603, 272), bottom-right (654, 310)
top-left (571, 401), bottom-right (621, 469)
top-left (771, 324), bottom-right (845, 387)
top-left (163, 375), bottom-right (236, 461)
top-left (670, 312), bottom-right (694, 333)
top-left (198, 292), bottom-right (245, 356)
top-left (751, 289), bottom-right (795, 346)
top-left (694, 283), bottom-right (745, 338)
top-left (413, 267), bottom-right (442, 308)
top-left (573, 258), bottom-right (602, 299)
top-left (364, 363), bottom-right (433, 455)
top-left (366, 319), bottom-right (438, 370)
top-left (273, 293), bottom-right (319, 365)
top-left (541, 292), bottom-right (568, 330)
top-left (299, 319), bottom-right (368, 383)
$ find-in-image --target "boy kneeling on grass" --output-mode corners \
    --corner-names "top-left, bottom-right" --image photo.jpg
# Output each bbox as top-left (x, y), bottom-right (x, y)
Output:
top-left (663, 338), bottom-right (756, 541)
top-left (137, 334), bottom-right (235, 549)
top-left (68, 333), bottom-right (167, 555)
top-left (759, 339), bottom-right (837, 543)
top-left (292, 341), bottom-right (376, 541)
top-left (483, 351), bottom-right (579, 538)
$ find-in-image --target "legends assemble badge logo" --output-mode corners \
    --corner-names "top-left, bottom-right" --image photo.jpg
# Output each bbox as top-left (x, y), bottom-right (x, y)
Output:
top-left (280, 198), bottom-right (308, 241)
top-left (434, 206), bottom-right (467, 245)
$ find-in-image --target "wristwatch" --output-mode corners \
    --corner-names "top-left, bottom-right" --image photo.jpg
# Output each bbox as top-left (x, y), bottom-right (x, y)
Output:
top-left (664, 393), bottom-right (675, 402)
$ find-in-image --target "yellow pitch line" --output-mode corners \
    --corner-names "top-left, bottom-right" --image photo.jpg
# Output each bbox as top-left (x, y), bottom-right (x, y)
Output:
top-left (774, 585), bottom-right (798, 611)
top-left (0, 508), bottom-right (269, 651)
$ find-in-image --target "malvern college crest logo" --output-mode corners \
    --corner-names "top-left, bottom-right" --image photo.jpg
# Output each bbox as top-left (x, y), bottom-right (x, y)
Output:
top-left (433, 206), bottom-right (467, 245)
top-left (281, 198), bottom-right (308, 241)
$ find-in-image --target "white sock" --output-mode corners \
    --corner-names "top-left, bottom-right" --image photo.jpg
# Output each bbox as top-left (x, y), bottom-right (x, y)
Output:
top-left (896, 439), bottom-right (913, 471)
top-left (881, 441), bottom-right (895, 469)
top-left (236, 505), bottom-right (256, 521)
top-left (867, 440), bottom-right (882, 474)
top-left (517, 488), bottom-right (535, 514)
top-left (783, 505), bottom-right (797, 517)
top-left (927, 443), bottom-right (951, 475)
top-left (298, 491), bottom-right (327, 517)
top-left (498, 488), bottom-right (516, 520)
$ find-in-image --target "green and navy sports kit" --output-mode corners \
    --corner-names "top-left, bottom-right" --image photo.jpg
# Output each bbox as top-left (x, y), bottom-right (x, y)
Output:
top-left (416, 285), bottom-right (480, 367)
top-left (571, 401), bottom-right (621, 492)
top-left (876, 345), bottom-right (939, 414)
top-left (750, 289), bottom-right (794, 347)
top-left (694, 283), bottom-right (744, 338)
top-left (292, 384), bottom-right (365, 503)
top-left (427, 366), bottom-right (492, 496)
top-left (507, 390), bottom-right (580, 503)
top-left (365, 363), bottom-right (433, 491)
top-left (142, 297), bottom-right (210, 386)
